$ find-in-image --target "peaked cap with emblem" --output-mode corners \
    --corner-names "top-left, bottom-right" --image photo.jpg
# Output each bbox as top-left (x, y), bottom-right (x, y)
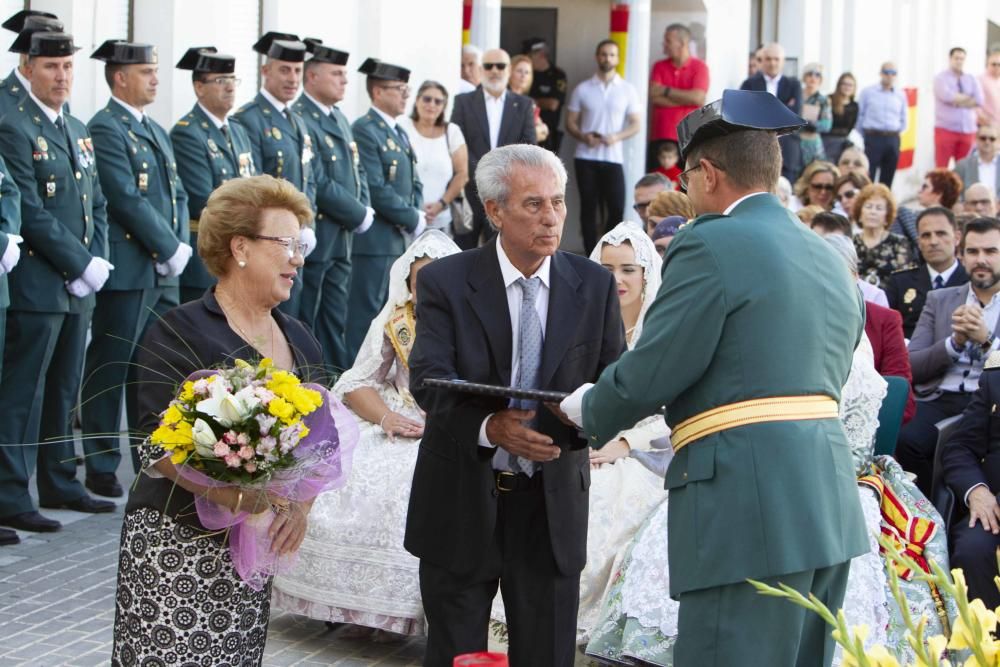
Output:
top-left (176, 46), bottom-right (235, 74)
top-left (90, 39), bottom-right (157, 64)
top-left (357, 57), bottom-right (409, 83)
top-left (522, 37), bottom-right (547, 53)
top-left (2, 10), bottom-right (57, 33)
top-left (8, 15), bottom-right (63, 53)
top-left (304, 38), bottom-right (348, 66)
top-left (28, 32), bottom-right (80, 58)
top-left (676, 89), bottom-right (806, 160)
top-left (253, 31), bottom-right (305, 62)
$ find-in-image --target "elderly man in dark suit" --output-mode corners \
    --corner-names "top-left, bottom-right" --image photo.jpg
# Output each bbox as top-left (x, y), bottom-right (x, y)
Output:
top-left (898, 217), bottom-right (1000, 496)
top-left (942, 353), bottom-right (1000, 611)
top-left (405, 144), bottom-right (624, 666)
top-left (450, 48), bottom-right (536, 249)
top-left (740, 42), bottom-right (803, 180)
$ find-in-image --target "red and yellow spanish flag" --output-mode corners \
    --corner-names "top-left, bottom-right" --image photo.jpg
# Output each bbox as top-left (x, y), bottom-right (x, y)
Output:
top-left (897, 87), bottom-right (918, 170)
top-left (610, 4), bottom-right (629, 77)
top-left (462, 0), bottom-right (472, 45)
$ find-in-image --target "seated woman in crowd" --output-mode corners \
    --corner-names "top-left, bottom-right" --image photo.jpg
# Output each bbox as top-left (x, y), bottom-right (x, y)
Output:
top-left (791, 160), bottom-right (839, 212)
top-left (893, 168), bottom-right (965, 249)
top-left (509, 54), bottom-right (549, 144)
top-left (398, 81), bottom-right (469, 237)
top-left (644, 190), bottom-right (695, 237)
top-left (832, 171), bottom-right (872, 228)
top-left (584, 235), bottom-right (957, 665)
top-left (823, 72), bottom-right (859, 163)
top-left (853, 183), bottom-right (913, 287)
top-left (799, 62), bottom-right (833, 166)
top-left (272, 231), bottom-right (461, 638)
top-left (490, 222), bottom-right (669, 644)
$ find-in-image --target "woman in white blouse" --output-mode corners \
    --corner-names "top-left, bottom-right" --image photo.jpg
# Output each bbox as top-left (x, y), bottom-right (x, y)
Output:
top-left (398, 81), bottom-right (469, 236)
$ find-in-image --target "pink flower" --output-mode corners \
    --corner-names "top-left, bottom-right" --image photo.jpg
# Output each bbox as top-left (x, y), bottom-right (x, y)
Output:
top-left (243, 461), bottom-right (257, 473)
top-left (238, 445), bottom-right (254, 460)
top-left (236, 432), bottom-right (250, 447)
top-left (224, 452), bottom-right (242, 468)
top-left (192, 378), bottom-right (211, 396)
top-left (223, 431), bottom-right (238, 444)
top-left (212, 441), bottom-right (229, 458)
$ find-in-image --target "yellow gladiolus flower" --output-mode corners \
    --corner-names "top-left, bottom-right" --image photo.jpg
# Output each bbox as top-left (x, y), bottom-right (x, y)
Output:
top-left (919, 635), bottom-right (948, 667)
top-left (864, 646), bottom-right (901, 667)
top-left (948, 597), bottom-right (998, 651)
top-left (268, 396), bottom-right (295, 424)
top-left (162, 404), bottom-right (184, 426)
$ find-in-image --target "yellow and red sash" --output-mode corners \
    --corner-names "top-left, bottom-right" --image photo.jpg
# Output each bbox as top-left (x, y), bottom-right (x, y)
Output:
top-left (385, 301), bottom-right (416, 370)
top-left (857, 472), bottom-right (937, 580)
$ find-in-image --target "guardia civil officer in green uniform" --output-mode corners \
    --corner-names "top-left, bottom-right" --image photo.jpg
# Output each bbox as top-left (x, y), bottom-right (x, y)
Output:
top-left (560, 90), bottom-right (869, 666)
top-left (232, 31), bottom-right (318, 318)
top-left (171, 46), bottom-right (256, 304)
top-left (294, 39), bottom-right (373, 371)
top-left (0, 11), bottom-right (63, 117)
top-left (0, 155), bottom-right (22, 547)
top-left (82, 40), bottom-right (191, 496)
top-left (0, 32), bottom-right (115, 533)
top-left (347, 58), bottom-right (425, 359)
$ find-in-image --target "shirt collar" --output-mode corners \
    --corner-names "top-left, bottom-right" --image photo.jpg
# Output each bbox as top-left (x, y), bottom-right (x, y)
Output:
top-left (723, 191), bottom-right (769, 215)
top-left (303, 91), bottom-right (333, 117)
top-left (496, 238), bottom-right (551, 288)
top-left (259, 87), bottom-right (290, 113)
top-left (764, 73), bottom-right (782, 86)
top-left (978, 153), bottom-right (999, 166)
top-left (927, 260), bottom-right (959, 284)
top-left (28, 90), bottom-right (60, 124)
top-left (13, 67), bottom-right (29, 90)
top-left (483, 87), bottom-right (507, 104)
top-left (592, 72), bottom-right (621, 87)
top-left (371, 105), bottom-right (397, 129)
top-left (197, 102), bottom-right (227, 129)
top-left (967, 284), bottom-right (1000, 308)
top-left (112, 95), bottom-right (145, 123)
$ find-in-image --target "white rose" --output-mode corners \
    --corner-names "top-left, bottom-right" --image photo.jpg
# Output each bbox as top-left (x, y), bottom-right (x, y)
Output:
top-left (191, 418), bottom-right (219, 457)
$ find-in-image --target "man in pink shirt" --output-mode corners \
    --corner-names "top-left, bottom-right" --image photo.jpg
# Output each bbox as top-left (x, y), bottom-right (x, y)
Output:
top-left (647, 23), bottom-right (708, 171)
top-left (934, 47), bottom-right (984, 168)
top-left (978, 48), bottom-right (1000, 129)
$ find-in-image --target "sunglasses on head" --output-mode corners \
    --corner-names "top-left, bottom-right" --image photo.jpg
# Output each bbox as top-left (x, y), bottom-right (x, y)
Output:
top-left (810, 183), bottom-right (835, 191)
top-left (483, 62), bottom-right (507, 71)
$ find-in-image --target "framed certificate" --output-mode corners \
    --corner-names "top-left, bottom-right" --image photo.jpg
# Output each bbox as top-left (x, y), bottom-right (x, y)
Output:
top-left (422, 378), bottom-right (569, 403)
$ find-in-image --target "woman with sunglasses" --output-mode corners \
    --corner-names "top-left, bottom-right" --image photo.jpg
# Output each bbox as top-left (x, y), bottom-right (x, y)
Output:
top-left (791, 160), bottom-right (839, 211)
top-left (832, 171), bottom-right (872, 230)
top-left (854, 183), bottom-right (913, 287)
top-left (398, 81), bottom-right (469, 237)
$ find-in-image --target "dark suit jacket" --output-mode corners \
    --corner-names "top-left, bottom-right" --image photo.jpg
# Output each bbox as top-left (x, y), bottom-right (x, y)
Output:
top-left (740, 73), bottom-right (803, 114)
top-left (865, 301), bottom-right (916, 422)
top-left (908, 284), bottom-right (971, 398)
top-left (885, 263), bottom-right (968, 339)
top-left (450, 88), bottom-right (536, 224)
top-left (405, 240), bottom-right (624, 576)
top-left (943, 366), bottom-right (1000, 508)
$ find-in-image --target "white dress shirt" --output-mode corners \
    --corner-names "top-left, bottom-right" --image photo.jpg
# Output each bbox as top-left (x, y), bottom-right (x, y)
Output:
top-left (928, 260), bottom-right (960, 287)
top-left (567, 73), bottom-right (641, 164)
top-left (483, 88), bottom-right (506, 150)
top-left (259, 87), bottom-right (292, 115)
top-left (978, 154), bottom-right (999, 193)
top-left (478, 238), bottom-right (552, 447)
top-left (764, 74), bottom-right (782, 98)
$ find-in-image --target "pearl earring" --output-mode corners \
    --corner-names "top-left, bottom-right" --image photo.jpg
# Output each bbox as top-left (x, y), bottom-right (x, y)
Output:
top-left (238, 260), bottom-right (247, 268)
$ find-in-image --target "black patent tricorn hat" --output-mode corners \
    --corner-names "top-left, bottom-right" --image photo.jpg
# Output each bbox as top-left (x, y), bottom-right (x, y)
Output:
top-left (677, 89), bottom-right (806, 160)
top-left (357, 57), bottom-right (409, 82)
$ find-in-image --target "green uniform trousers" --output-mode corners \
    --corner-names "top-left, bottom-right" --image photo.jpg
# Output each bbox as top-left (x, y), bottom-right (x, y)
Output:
top-left (301, 253), bottom-right (352, 374)
top-left (345, 254), bottom-right (395, 363)
top-left (0, 309), bottom-right (90, 517)
top-left (674, 561), bottom-right (850, 667)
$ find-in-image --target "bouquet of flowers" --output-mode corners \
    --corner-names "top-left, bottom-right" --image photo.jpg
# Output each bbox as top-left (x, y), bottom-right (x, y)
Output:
top-left (149, 358), bottom-right (357, 589)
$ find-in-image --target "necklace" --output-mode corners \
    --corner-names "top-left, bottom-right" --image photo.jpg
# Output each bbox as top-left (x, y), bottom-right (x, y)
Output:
top-left (215, 289), bottom-right (274, 352)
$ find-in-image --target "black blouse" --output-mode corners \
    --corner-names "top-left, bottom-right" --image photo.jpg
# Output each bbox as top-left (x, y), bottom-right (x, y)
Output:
top-left (827, 100), bottom-right (859, 137)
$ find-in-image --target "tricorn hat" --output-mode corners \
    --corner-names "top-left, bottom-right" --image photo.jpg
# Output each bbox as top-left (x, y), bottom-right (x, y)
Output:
top-left (8, 15), bottom-right (64, 54)
top-left (90, 40), bottom-right (158, 64)
top-left (176, 46), bottom-right (235, 74)
top-left (357, 57), bottom-right (409, 83)
top-left (676, 89), bottom-right (806, 160)
top-left (28, 32), bottom-right (80, 58)
top-left (253, 31), bottom-right (305, 62)
top-left (304, 38), bottom-right (348, 66)
top-left (2, 10), bottom-right (57, 34)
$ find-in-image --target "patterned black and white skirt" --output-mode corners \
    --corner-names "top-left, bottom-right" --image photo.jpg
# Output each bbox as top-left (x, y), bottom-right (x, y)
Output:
top-left (111, 507), bottom-right (271, 667)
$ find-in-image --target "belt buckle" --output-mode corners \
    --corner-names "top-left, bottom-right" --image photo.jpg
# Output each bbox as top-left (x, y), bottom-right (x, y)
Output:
top-left (496, 471), bottom-right (517, 492)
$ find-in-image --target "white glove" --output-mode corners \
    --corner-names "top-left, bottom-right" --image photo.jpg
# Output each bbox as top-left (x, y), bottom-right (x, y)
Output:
top-left (412, 211), bottom-right (427, 238)
top-left (65, 277), bottom-right (94, 298)
top-left (156, 242), bottom-right (193, 278)
top-left (356, 207), bottom-right (375, 235)
top-left (0, 233), bottom-right (23, 274)
top-left (79, 256), bottom-right (114, 292)
top-left (559, 383), bottom-right (594, 429)
top-left (299, 226), bottom-right (317, 258)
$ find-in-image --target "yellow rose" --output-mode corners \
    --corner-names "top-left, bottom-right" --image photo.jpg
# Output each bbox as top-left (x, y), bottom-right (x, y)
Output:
top-left (162, 404), bottom-right (184, 426)
top-left (268, 396), bottom-right (295, 424)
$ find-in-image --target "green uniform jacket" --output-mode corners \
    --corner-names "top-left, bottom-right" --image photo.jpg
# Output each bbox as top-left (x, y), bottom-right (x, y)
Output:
top-left (231, 92), bottom-right (317, 206)
top-left (88, 99), bottom-right (189, 291)
top-left (0, 155), bottom-right (21, 309)
top-left (293, 95), bottom-right (370, 261)
top-left (0, 97), bottom-right (108, 313)
top-left (582, 193), bottom-right (868, 596)
top-left (0, 70), bottom-right (27, 119)
top-left (170, 104), bottom-right (256, 291)
top-left (351, 109), bottom-right (422, 258)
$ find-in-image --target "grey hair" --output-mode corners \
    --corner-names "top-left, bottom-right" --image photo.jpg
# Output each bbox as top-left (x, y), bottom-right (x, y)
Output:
top-left (462, 44), bottom-right (482, 63)
top-left (823, 232), bottom-right (859, 277)
top-left (634, 172), bottom-right (671, 190)
top-left (475, 144), bottom-right (568, 210)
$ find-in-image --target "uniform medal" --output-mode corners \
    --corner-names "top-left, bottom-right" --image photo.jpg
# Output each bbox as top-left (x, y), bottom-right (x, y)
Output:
top-left (903, 288), bottom-right (917, 304)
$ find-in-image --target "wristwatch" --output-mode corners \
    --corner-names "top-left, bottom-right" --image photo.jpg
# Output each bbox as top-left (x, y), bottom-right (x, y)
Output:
top-left (981, 334), bottom-right (996, 351)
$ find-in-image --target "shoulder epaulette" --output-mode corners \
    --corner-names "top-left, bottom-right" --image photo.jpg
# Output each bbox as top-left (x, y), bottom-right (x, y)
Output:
top-left (175, 120), bottom-right (189, 127)
top-left (891, 265), bottom-right (916, 275)
top-left (985, 350), bottom-right (1000, 370)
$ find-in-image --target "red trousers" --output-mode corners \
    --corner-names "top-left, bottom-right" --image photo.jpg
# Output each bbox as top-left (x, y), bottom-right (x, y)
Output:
top-left (934, 127), bottom-right (975, 168)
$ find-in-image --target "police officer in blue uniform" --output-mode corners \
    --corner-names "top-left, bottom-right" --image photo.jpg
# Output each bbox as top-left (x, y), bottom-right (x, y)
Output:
top-left (232, 31), bottom-right (317, 318)
top-left (82, 40), bottom-right (191, 496)
top-left (0, 32), bottom-right (115, 533)
top-left (0, 11), bottom-right (63, 117)
top-left (347, 58), bottom-right (425, 359)
top-left (172, 46), bottom-right (256, 303)
top-left (294, 39), bottom-right (373, 372)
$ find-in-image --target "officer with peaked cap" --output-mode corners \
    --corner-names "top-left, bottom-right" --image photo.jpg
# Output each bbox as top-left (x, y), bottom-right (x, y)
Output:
top-left (562, 90), bottom-right (867, 666)
top-left (0, 11), bottom-right (62, 117)
top-left (171, 46), bottom-right (257, 304)
top-left (231, 31), bottom-right (318, 319)
top-left (82, 39), bottom-right (191, 497)
top-left (0, 31), bottom-right (115, 532)
top-left (346, 57), bottom-right (425, 360)
top-left (292, 39), bottom-right (373, 372)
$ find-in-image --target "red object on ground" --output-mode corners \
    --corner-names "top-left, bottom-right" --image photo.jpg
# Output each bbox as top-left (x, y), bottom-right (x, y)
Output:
top-left (453, 653), bottom-right (509, 666)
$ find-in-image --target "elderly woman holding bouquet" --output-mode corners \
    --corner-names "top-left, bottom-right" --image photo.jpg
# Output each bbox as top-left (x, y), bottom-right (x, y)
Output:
top-left (111, 175), bottom-right (354, 666)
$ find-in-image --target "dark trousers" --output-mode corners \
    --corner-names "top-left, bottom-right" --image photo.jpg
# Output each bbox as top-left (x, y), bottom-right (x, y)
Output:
top-left (345, 254), bottom-right (395, 365)
top-left (950, 519), bottom-right (1000, 611)
top-left (864, 132), bottom-right (901, 187)
top-left (575, 159), bottom-right (625, 255)
top-left (419, 474), bottom-right (580, 667)
top-left (646, 139), bottom-right (680, 173)
top-left (81, 286), bottom-right (178, 477)
top-left (301, 253), bottom-right (352, 375)
top-left (779, 134), bottom-right (803, 182)
top-left (0, 309), bottom-right (90, 517)
top-left (896, 392), bottom-right (972, 497)
top-left (674, 562), bottom-right (850, 667)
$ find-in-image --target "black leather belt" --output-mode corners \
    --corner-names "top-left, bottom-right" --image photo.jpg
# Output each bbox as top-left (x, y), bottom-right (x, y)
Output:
top-left (863, 129), bottom-right (899, 137)
top-left (494, 470), bottom-right (543, 492)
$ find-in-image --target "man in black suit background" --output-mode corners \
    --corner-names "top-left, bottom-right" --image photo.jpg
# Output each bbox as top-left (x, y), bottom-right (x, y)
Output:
top-left (885, 206), bottom-right (968, 338)
top-left (405, 144), bottom-right (624, 666)
top-left (740, 42), bottom-right (803, 180)
top-left (450, 48), bottom-right (536, 249)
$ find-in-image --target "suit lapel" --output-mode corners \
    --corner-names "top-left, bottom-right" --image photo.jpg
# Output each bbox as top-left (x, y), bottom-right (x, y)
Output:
top-left (539, 252), bottom-right (584, 387)
top-left (467, 241), bottom-right (513, 387)
top-left (473, 87), bottom-right (490, 148)
top-left (949, 264), bottom-right (969, 287)
top-left (498, 94), bottom-right (519, 145)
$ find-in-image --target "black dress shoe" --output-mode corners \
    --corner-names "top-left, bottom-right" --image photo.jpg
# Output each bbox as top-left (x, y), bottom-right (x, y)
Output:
top-left (41, 495), bottom-right (116, 514)
top-left (0, 511), bottom-right (61, 532)
top-left (85, 473), bottom-right (124, 498)
top-left (0, 527), bottom-right (19, 546)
